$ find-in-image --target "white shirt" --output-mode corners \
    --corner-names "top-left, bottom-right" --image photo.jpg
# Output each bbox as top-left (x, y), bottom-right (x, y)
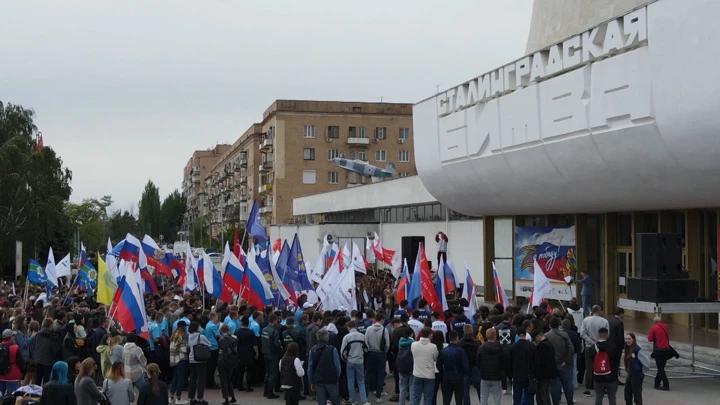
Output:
top-left (431, 320), bottom-right (448, 341)
top-left (279, 357), bottom-right (305, 389)
top-left (408, 319), bottom-right (424, 338)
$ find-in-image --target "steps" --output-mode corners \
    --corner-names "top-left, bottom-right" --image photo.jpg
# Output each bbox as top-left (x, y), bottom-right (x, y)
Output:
top-left (634, 331), bottom-right (720, 371)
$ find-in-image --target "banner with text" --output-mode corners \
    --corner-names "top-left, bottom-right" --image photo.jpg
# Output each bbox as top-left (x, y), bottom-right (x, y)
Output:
top-left (515, 226), bottom-right (577, 301)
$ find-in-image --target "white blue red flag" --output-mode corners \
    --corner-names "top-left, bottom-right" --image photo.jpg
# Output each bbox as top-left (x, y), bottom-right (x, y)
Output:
top-left (492, 261), bottom-right (510, 308)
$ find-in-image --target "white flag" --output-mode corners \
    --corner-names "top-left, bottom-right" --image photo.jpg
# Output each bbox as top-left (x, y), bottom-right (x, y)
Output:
top-left (45, 247), bottom-right (57, 287)
top-left (55, 254), bottom-right (72, 278)
top-left (107, 238), bottom-right (120, 280)
top-left (390, 250), bottom-right (402, 279)
top-left (350, 242), bottom-right (367, 274)
top-left (184, 245), bottom-right (198, 291)
top-left (532, 258), bottom-right (552, 307)
top-left (365, 237), bottom-right (376, 263)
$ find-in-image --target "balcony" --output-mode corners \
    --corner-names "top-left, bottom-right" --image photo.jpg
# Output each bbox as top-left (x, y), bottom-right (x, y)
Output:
top-left (258, 184), bottom-right (272, 194)
top-left (237, 176), bottom-right (247, 185)
top-left (262, 161), bottom-right (273, 170)
top-left (258, 164), bottom-right (268, 173)
top-left (239, 157), bottom-right (247, 167)
top-left (259, 138), bottom-right (273, 151)
top-left (346, 137), bottom-right (370, 146)
top-left (259, 205), bottom-right (273, 214)
top-left (239, 194), bottom-right (248, 202)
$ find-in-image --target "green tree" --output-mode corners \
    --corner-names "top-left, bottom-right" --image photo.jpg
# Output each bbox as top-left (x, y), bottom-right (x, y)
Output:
top-left (0, 102), bottom-right (73, 274)
top-left (160, 190), bottom-right (186, 242)
top-left (109, 209), bottom-right (139, 242)
top-left (64, 196), bottom-right (113, 252)
top-left (138, 180), bottom-right (161, 237)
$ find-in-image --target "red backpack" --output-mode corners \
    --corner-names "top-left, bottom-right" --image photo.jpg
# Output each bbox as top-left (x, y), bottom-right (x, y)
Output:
top-left (593, 344), bottom-right (611, 376)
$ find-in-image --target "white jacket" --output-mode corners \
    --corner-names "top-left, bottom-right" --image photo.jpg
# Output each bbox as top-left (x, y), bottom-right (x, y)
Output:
top-left (411, 338), bottom-right (438, 379)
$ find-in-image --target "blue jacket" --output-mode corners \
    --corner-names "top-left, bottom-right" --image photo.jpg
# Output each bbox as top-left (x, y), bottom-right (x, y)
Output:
top-left (575, 275), bottom-right (592, 296)
top-left (437, 343), bottom-right (469, 381)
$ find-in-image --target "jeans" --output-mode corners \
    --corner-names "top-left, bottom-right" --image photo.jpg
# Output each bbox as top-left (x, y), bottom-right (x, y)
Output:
top-left (536, 380), bottom-right (550, 405)
top-left (188, 362), bottom-right (208, 400)
top-left (315, 383), bottom-right (340, 405)
top-left (550, 363), bottom-right (573, 405)
top-left (571, 353), bottom-right (579, 388)
top-left (132, 374), bottom-right (145, 391)
top-left (346, 362), bottom-right (367, 404)
top-left (653, 350), bottom-right (670, 388)
top-left (366, 352), bottom-right (387, 399)
top-left (218, 363), bottom-right (236, 400)
top-left (479, 380), bottom-right (502, 405)
top-left (623, 374), bottom-right (643, 405)
top-left (399, 373), bottom-right (412, 405)
top-left (0, 381), bottom-right (19, 397)
top-left (594, 380), bottom-right (617, 405)
top-left (512, 380), bottom-right (534, 405)
top-left (463, 375), bottom-right (480, 405)
top-left (581, 295), bottom-right (591, 316)
top-left (411, 376), bottom-right (435, 405)
top-left (442, 378), bottom-right (464, 405)
top-left (170, 360), bottom-right (188, 397)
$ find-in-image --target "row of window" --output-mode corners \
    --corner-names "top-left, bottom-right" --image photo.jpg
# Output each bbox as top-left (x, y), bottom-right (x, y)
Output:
top-left (322, 203), bottom-right (480, 224)
top-left (301, 170), bottom-right (412, 185)
top-left (303, 125), bottom-right (410, 140)
top-left (304, 148), bottom-right (410, 162)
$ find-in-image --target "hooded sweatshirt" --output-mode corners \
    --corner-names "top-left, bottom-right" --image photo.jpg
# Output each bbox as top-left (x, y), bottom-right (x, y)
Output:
top-left (122, 343), bottom-right (147, 382)
top-left (410, 337), bottom-right (438, 379)
top-left (364, 322), bottom-right (389, 353)
top-left (96, 344), bottom-right (112, 378)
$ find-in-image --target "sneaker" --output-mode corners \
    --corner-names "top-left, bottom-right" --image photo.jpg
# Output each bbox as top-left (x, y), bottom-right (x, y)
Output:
top-left (376, 399), bottom-right (383, 404)
top-left (362, 402), bottom-right (372, 405)
top-left (342, 400), bottom-right (352, 405)
top-left (230, 398), bottom-right (237, 404)
top-left (389, 394), bottom-right (399, 402)
top-left (175, 400), bottom-right (188, 405)
top-left (502, 390), bottom-right (507, 395)
top-left (267, 394), bottom-right (279, 399)
top-left (583, 391), bottom-right (592, 397)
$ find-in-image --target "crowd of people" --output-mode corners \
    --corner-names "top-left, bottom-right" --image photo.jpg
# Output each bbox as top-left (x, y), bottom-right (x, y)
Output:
top-left (0, 271), bottom-right (678, 405)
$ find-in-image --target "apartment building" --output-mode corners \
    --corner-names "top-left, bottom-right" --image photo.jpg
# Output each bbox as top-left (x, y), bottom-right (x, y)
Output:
top-left (257, 100), bottom-right (415, 226)
top-left (184, 99), bottom-right (416, 239)
top-left (182, 144), bottom-right (231, 225)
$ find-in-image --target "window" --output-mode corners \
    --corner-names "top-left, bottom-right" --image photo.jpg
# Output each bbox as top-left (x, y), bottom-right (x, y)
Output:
top-left (303, 148), bottom-right (315, 160)
top-left (303, 125), bottom-right (315, 138)
top-left (399, 150), bottom-right (410, 162)
top-left (358, 127), bottom-right (366, 138)
top-left (328, 171), bottom-right (339, 184)
top-left (375, 150), bottom-right (387, 162)
top-left (358, 150), bottom-right (366, 161)
top-left (327, 126), bottom-right (339, 139)
top-left (399, 128), bottom-right (410, 140)
top-left (302, 170), bottom-right (316, 184)
top-left (348, 150), bottom-right (356, 160)
top-left (327, 149), bottom-right (340, 160)
top-left (375, 127), bottom-right (386, 140)
top-left (399, 173), bottom-right (410, 178)
top-left (348, 127), bottom-right (366, 138)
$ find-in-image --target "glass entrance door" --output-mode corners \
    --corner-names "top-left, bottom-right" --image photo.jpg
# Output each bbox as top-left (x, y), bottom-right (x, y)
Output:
top-left (701, 211), bottom-right (719, 332)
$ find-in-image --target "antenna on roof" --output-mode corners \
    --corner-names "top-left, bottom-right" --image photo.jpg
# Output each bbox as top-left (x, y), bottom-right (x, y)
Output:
top-left (380, 96), bottom-right (383, 103)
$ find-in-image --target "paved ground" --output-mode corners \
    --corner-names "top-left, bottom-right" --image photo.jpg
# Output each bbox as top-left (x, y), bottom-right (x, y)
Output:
top-left (194, 373), bottom-right (720, 405)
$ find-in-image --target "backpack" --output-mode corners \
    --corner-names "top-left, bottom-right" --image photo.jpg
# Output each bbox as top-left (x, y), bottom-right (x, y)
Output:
top-left (379, 331), bottom-right (387, 352)
top-left (0, 344), bottom-right (10, 375)
top-left (395, 346), bottom-right (413, 374)
top-left (593, 345), bottom-right (611, 376)
top-left (218, 337), bottom-right (239, 368)
top-left (341, 339), bottom-right (367, 361)
top-left (497, 327), bottom-right (513, 347)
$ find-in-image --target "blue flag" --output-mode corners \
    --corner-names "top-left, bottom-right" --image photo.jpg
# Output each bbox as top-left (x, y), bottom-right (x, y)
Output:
top-left (247, 201), bottom-right (267, 246)
top-left (289, 234), bottom-right (314, 291)
top-left (28, 259), bottom-right (47, 285)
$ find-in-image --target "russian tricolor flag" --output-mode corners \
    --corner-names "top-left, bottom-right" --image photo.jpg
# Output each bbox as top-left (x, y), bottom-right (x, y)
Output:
top-left (140, 267), bottom-right (157, 294)
top-left (163, 248), bottom-right (185, 279)
top-left (434, 258), bottom-right (450, 315)
top-left (243, 247), bottom-right (273, 309)
top-left (141, 235), bottom-right (172, 276)
top-left (221, 242), bottom-right (244, 302)
top-left (395, 259), bottom-right (410, 305)
top-left (119, 234), bottom-right (141, 263)
top-left (112, 263), bottom-right (149, 339)
top-left (442, 260), bottom-right (458, 293)
top-left (492, 261), bottom-right (510, 308)
top-left (199, 251), bottom-right (223, 299)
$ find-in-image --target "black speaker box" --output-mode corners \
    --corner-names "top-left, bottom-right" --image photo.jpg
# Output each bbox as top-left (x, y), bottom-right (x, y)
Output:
top-left (401, 236), bottom-right (425, 273)
top-left (627, 277), bottom-right (698, 303)
top-left (635, 233), bottom-right (687, 279)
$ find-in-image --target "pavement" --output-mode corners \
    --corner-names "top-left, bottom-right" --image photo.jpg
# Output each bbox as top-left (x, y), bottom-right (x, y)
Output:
top-left (193, 373), bottom-right (720, 405)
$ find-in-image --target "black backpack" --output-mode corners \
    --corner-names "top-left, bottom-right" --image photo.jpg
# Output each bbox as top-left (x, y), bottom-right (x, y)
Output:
top-left (0, 344), bottom-right (11, 375)
top-left (395, 346), bottom-right (413, 374)
top-left (341, 339), bottom-right (367, 361)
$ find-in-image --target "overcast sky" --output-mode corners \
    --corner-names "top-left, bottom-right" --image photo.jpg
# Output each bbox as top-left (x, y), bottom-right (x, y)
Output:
top-left (0, 0), bottom-right (532, 212)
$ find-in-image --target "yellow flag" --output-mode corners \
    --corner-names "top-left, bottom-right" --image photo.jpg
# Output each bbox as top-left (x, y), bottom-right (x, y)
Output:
top-left (97, 256), bottom-right (118, 305)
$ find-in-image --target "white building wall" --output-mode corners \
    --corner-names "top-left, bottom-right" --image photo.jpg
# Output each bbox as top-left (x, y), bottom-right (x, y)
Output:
top-left (270, 224), bottom-right (378, 266)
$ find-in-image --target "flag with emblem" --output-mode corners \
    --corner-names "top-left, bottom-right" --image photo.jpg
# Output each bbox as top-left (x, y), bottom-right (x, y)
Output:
top-left (77, 243), bottom-right (98, 296)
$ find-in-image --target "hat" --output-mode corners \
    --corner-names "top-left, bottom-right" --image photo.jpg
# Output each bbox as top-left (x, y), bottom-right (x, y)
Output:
top-left (2, 330), bottom-right (15, 339)
top-left (302, 302), bottom-right (313, 309)
top-left (177, 320), bottom-right (188, 328)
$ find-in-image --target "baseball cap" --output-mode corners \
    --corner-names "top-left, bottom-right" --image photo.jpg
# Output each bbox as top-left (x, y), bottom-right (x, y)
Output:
top-left (302, 302), bottom-right (313, 309)
top-left (2, 330), bottom-right (15, 339)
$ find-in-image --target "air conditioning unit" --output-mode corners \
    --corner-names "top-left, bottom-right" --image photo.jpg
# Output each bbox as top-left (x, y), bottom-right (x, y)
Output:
top-left (373, 138), bottom-right (379, 143)
top-left (326, 137), bottom-right (332, 143)
top-left (398, 139), bottom-right (405, 144)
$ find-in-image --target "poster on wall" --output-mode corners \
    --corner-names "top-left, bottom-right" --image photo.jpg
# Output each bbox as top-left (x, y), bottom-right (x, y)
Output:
top-left (515, 226), bottom-right (577, 301)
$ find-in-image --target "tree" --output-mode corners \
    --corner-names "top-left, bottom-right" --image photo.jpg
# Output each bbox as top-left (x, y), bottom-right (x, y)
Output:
top-left (64, 196), bottom-right (113, 252)
top-left (0, 101), bottom-right (73, 274)
top-left (138, 180), bottom-right (161, 237)
top-left (160, 190), bottom-right (186, 242)
top-left (109, 209), bottom-right (139, 242)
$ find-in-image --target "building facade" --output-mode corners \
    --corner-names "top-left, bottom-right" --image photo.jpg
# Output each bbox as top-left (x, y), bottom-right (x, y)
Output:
top-left (182, 145), bottom-right (231, 225)
top-left (183, 100), bottom-right (416, 240)
top-left (411, 0), bottom-right (719, 331)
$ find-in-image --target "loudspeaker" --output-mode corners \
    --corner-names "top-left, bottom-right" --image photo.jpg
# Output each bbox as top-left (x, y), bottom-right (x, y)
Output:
top-left (635, 233), bottom-right (687, 279)
top-left (401, 236), bottom-right (425, 273)
top-left (627, 277), bottom-right (698, 303)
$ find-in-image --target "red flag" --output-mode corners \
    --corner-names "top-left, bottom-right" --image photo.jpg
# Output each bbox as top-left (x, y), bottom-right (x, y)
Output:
top-left (233, 228), bottom-right (241, 259)
top-left (35, 134), bottom-right (43, 152)
top-left (418, 243), bottom-right (439, 311)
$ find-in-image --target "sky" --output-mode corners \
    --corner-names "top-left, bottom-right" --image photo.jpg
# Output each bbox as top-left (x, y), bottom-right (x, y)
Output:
top-left (0, 0), bottom-right (532, 212)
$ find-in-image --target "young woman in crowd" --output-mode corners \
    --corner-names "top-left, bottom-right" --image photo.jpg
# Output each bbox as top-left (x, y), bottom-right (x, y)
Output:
top-left (103, 361), bottom-right (135, 405)
top-left (138, 363), bottom-right (169, 405)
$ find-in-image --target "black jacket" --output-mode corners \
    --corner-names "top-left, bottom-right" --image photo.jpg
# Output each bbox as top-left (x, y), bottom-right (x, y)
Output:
top-left (137, 380), bottom-right (169, 405)
top-left (234, 327), bottom-right (257, 366)
top-left (536, 339), bottom-right (558, 380)
top-left (261, 324), bottom-right (282, 356)
top-left (608, 317), bottom-right (625, 352)
top-left (508, 339), bottom-right (538, 382)
top-left (40, 381), bottom-right (76, 405)
top-left (391, 325), bottom-right (412, 355)
top-left (458, 336), bottom-right (480, 369)
top-left (593, 340), bottom-right (618, 383)
top-left (476, 341), bottom-right (506, 381)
